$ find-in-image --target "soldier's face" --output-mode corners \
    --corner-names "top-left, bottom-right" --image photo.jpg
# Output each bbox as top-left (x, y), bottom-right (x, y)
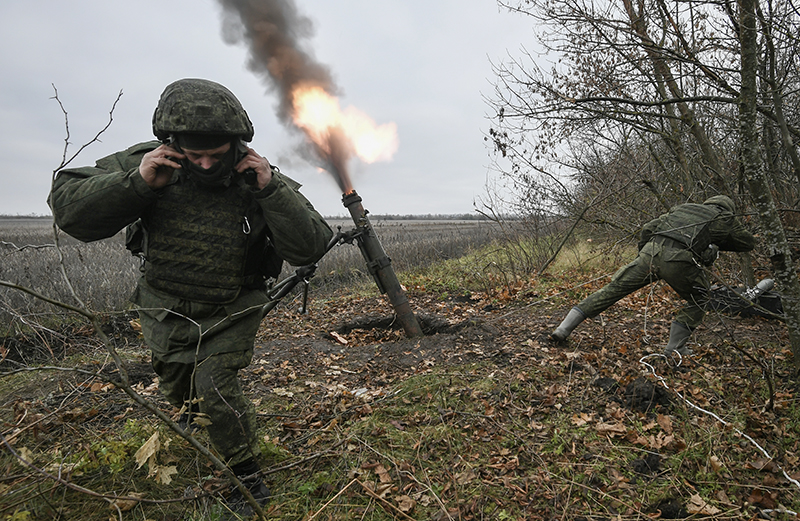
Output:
top-left (182, 142), bottom-right (232, 170)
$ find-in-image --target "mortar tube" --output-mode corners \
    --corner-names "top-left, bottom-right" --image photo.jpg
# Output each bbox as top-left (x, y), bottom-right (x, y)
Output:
top-left (342, 190), bottom-right (423, 338)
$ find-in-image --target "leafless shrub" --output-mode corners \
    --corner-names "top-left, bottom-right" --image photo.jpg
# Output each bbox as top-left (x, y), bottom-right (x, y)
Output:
top-left (1, 221), bottom-right (138, 330)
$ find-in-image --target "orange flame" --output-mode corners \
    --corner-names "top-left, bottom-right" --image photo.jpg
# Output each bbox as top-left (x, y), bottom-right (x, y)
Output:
top-left (290, 84), bottom-right (399, 164)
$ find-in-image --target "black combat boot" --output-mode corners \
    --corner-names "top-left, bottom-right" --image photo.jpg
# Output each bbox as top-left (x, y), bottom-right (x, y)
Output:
top-left (177, 403), bottom-right (200, 435)
top-left (225, 459), bottom-right (270, 518)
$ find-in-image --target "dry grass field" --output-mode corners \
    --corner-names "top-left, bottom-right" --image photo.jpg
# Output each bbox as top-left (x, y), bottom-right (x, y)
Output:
top-left (0, 216), bottom-right (500, 330)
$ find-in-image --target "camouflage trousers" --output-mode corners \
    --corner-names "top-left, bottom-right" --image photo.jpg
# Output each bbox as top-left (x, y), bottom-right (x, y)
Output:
top-left (576, 239), bottom-right (709, 329)
top-left (152, 349), bottom-right (260, 467)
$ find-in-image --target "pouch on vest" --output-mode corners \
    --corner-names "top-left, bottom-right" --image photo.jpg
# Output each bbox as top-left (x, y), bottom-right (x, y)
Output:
top-left (125, 219), bottom-right (145, 255)
top-left (260, 238), bottom-right (284, 280)
top-left (125, 219), bottom-right (147, 270)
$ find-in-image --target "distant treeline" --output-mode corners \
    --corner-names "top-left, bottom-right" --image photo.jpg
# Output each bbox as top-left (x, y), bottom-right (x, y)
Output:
top-left (0, 214), bottom-right (52, 220)
top-left (1, 213), bottom-right (514, 221)
top-left (323, 213), bottom-right (497, 221)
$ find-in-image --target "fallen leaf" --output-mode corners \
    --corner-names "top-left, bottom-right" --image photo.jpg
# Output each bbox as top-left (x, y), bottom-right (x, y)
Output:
top-left (455, 469), bottom-right (477, 485)
top-left (656, 414), bottom-right (673, 434)
top-left (647, 433), bottom-right (674, 450)
top-left (330, 331), bottom-right (349, 345)
top-left (571, 412), bottom-right (593, 426)
top-left (596, 422), bottom-right (627, 436)
top-left (192, 414), bottom-right (212, 427)
top-left (608, 467), bottom-right (629, 485)
top-left (746, 457), bottom-right (780, 473)
top-left (395, 494), bottom-right (416, 513)
top-left (135, 432), bottom-right (159, 470)
top-left (16, 447), bottom-right (33, 467)
top-left (746, 488), bottom-right (778, 509)
top-left (715, 489), bottom-right (734, 506)
top-left (154, 465), bottom-right (178, 485)
top-left (272, 387), bottom-right (294, 398)
top-left (109, 492), bottom-right (144, 512)
top-left (686, 494), bottom-right (721, 515)
top-left (374, 464), bottom-right (392, 484)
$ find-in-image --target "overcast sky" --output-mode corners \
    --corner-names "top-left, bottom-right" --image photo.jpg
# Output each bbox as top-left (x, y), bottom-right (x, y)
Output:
top-left (0, 1), bottom-right (534, 218)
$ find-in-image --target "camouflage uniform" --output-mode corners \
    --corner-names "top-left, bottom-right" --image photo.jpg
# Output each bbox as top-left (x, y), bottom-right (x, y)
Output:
top-left (49, 139), bottom-right (332, 467)
top-left (576, 197), bottom-right (755, 328)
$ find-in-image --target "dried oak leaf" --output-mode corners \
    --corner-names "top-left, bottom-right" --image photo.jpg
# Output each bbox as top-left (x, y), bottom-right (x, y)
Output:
top-left (109, 492), bottom-right (144, 512)
top-left (395, 494), bottom-right (416, 513)
top-left (686, 494), bottom-right (721, 515)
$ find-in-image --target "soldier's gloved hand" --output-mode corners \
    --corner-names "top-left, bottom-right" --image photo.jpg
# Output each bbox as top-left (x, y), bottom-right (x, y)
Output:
top-left (236, 147), bottom-right (272, 190)
top-left (701, 244), bottom-right (720, 266)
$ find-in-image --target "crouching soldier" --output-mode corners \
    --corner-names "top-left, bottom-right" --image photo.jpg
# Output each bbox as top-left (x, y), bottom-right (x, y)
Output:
top-left (550, 196), bottom-right (755, 357)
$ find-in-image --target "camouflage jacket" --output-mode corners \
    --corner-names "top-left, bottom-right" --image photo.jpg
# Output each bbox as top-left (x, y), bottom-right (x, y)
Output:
top-left (637, 202), bottom-right (755, 254)
top-left (48, 140), bottom-right (333, 302)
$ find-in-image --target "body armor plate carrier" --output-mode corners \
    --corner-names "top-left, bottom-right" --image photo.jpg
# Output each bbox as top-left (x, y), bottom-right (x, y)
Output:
top-left (653, 203), bottom-right (722, 258)
top-left (143, 178), bottom-right (252, 304)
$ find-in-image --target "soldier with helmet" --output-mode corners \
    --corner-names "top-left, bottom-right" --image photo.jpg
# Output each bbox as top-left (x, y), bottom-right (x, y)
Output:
top-left (549, 195), bottom-right (755, 357)
top-left (49, 78), bottom-right (333, 514)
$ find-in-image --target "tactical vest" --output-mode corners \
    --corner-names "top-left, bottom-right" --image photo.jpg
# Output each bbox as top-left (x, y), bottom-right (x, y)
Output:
top-left (653, 203), bottom-right (722, 256)
top-left (143, 177), bottom-right (253, 304)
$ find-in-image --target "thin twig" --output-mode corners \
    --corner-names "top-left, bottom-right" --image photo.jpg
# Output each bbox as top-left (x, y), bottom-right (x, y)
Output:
top-left (262, 438), bottom-right (349, 476)
top-left (304, 478), bottom-right (357, 521)
top-left (355, 479), bottom-right (416, 521)
top-left (1, 241), bottom-right (56, 252)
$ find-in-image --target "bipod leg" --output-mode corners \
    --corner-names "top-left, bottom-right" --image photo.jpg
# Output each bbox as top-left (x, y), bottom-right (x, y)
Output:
top-left (300, 279), bottom-right (311, 314)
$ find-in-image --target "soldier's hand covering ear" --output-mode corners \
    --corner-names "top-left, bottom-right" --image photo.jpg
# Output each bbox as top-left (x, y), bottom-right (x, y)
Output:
top-left (237, 147), bottom-right (272, 190)
top-left (140, 144), bottom-right (185, 189)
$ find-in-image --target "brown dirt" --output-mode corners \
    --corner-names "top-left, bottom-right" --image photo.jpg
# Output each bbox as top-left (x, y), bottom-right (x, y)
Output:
top-left (2, 285), bottom-right (797, 520)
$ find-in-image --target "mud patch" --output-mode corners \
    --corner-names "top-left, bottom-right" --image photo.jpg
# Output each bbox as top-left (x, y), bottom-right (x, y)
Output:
top-left (650, 499), bottom-right (688, 519)
top-left (631, 452), bottom-right (661, 475)
top-left (624, 377), bottom-right (672, 412)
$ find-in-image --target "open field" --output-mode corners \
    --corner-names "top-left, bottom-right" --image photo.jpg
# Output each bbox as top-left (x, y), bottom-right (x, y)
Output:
top-left (0, 217), bottom-right (501, 329)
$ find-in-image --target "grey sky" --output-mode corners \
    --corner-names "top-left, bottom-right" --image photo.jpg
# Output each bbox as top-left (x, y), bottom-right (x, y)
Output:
top-left (0, 1), bottom-right (532, 217)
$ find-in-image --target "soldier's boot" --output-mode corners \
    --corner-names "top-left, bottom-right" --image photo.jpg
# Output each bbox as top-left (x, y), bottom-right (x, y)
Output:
top-left (663, 321), bottom-right (693, 357)
top-left (226, 458), bottom-right (270, 518)
top-left (177, 403), bottom-right (200, 435)
top-left (550, 307), bottom-right (586, 342)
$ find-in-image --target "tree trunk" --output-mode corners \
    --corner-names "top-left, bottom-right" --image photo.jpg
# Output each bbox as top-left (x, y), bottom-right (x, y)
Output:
top-left (739, 0), bottom-right (800, 372)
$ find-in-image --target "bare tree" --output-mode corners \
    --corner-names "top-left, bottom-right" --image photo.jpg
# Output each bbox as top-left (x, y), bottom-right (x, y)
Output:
top-left (739, 0), bottom-right (800, 371)
top-left (489, 0), bottom-right (800, 370)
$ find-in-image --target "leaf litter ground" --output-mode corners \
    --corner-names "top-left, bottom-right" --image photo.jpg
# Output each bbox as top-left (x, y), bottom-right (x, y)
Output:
top-left (1, 278), bottom-right (799, 520)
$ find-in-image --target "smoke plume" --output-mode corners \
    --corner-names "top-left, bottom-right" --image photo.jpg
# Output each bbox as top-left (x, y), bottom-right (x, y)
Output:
top-left (215, 0), bottom-right (352, 191)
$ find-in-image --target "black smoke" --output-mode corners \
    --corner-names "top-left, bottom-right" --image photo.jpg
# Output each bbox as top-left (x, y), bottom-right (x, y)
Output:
top-left (216, 0), bottom-right (352, 191)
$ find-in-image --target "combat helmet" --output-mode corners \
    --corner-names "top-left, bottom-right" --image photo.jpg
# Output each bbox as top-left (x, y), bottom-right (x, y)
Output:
top-left (152, 78), bottom-right (254, 142)
top-left (703, 195), bottom-right (736, 213)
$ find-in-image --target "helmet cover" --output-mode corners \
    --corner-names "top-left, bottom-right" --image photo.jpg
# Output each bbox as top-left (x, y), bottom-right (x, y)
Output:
top-left (152, 78), bottom-right (254, 142)
top-left (703, 195), bottom-right (736, 213)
